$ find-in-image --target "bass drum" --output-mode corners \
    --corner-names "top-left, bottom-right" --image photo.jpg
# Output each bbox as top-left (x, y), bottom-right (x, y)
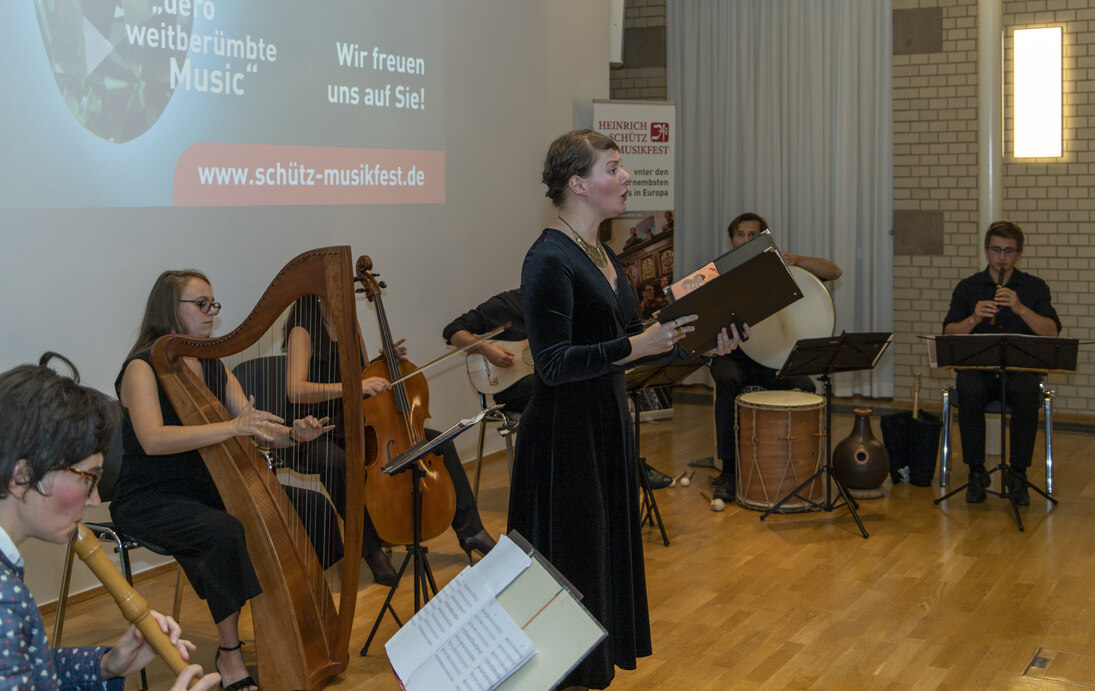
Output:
top-left (740, 265), bottom-right (835, 370)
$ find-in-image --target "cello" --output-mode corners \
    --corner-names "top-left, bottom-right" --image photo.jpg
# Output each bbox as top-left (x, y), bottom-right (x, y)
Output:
top-left (356, 256), bottom-right (457, 546)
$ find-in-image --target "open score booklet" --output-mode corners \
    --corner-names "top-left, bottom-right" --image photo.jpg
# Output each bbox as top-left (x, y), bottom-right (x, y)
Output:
top-left (386, 535), bottom-right (536, 691)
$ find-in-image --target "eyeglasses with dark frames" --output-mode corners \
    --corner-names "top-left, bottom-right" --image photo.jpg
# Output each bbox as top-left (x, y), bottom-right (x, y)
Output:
top-left (987, 246), bottom-right (1018, 256)
top-left (178, 298), bottom-right (222, 314)
top-left (62, 466), bottom-right (103, 498)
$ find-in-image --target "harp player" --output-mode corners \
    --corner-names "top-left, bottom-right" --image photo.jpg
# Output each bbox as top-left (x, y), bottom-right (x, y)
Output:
top-left (111, 270), bottom-right (333, 691)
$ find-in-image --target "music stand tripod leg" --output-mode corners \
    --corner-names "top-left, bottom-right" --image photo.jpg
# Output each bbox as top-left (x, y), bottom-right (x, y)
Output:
top-left (359, 466), bottom-right (438, 656)
top-left (827, 471), bottom-right (868, 537)
top-left (934, 478), bottom-right (973, 505)
top-left (631, 392), bottom-right (669, 546)
top-left (996, 370), bottom-right (1062, 525)
top-left (1020, 474), bottom-right (1057, 505)
top-left (999, 463), bottom-right (1024, 531)
top-left (636, 453), bottom-right (669, 547)
top-left (360, 554), bottom-right (410, 656)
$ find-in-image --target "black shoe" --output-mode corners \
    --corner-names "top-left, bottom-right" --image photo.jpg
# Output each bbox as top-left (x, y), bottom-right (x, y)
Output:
top-left (215, 641), bottom-right (258, 691)
top-left (458, 530), bottom-right (496, 565)
top-left (965, 464), bottom-right (990, 503)
top-left (365, 548), bottom-right (399, 587)
top-left (712, 474), bottom-right (735, 503)
top-left (643, 459), bottom-right (673, 490)
top-left (1007, 470), bottom-right (1031, 506)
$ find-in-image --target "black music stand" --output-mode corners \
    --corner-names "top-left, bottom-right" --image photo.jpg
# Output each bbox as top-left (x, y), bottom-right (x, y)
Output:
top-left (930, 335), bottom-right (1075, 531)
top-left (626, 360), bottom-right (704, 546)
top-left (360, 407), bottom-right (497, 655)
top-left (759, 332), bottom-right (893, 539)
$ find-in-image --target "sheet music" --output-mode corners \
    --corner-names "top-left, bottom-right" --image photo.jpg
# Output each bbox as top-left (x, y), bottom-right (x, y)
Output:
top-left (400, 600), bottom-right (536, 691)
top-left (387, 535), bottom-right (536, 691)
top-left (466, 534), bottom-right (532, 596)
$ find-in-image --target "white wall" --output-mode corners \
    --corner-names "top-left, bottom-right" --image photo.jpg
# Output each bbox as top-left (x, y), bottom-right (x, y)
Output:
top-left (1, 1), bottom-right (610, 606)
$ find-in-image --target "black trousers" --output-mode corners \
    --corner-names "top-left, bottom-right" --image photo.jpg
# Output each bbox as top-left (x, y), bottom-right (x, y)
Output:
top-left (110, 479), bottom-right (262, 624)
top-left (710, 354), bottom-right (815, 478)
top-left (955, 369), bottom-right (1042, 470)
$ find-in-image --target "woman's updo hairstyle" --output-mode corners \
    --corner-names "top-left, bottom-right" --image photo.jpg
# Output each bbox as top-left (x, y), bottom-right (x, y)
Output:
top-left (541, 129), bottom-right (619, 207)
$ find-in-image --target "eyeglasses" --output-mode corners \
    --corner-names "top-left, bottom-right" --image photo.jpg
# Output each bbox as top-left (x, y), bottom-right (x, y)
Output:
top-left (179, 298), bottom-right (222, 314)
top-left (987, 246), bottom-right (1019, 256)
top-left (62, 466), bottom-right (103, 498)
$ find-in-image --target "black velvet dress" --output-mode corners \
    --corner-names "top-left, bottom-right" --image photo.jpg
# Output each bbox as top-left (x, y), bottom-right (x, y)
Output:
top-left (509, 228), bottom-right (680, 689)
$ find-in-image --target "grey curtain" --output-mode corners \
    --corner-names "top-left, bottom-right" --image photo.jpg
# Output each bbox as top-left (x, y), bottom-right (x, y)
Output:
top-left (667, 0), bottom-right (893, 396)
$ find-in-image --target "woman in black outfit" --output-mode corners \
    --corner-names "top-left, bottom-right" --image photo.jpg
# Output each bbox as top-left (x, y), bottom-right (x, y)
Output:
top-left (508, 130), bottom-right (742, 690)
top-left (111, 270), bottom-right (330, 691)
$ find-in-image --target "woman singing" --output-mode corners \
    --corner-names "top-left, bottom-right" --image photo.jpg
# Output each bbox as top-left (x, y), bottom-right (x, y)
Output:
top-left (111, 270), bottom-right (331, 691)
top-left (509, 130), bottom-right (742, 689)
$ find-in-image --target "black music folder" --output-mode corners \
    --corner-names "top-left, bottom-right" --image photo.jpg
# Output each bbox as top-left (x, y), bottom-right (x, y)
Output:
top-left (656, 233), bottom-right (803, 358)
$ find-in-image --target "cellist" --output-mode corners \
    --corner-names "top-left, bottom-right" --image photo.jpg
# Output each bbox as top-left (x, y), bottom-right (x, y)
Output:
top-left (283, 295), bottom-right (495, 582)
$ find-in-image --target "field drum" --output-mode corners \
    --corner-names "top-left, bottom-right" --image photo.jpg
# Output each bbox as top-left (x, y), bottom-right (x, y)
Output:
top-left (735, 390), bottom-right (826, 512)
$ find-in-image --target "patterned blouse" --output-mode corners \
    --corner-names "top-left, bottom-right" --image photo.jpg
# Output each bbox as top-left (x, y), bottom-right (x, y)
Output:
top-left (0, 547), bottom-right (123, 690)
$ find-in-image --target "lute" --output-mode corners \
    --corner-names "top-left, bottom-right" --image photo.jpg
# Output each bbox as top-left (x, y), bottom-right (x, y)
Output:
top-left (465, 339), bottom-right (534, 394)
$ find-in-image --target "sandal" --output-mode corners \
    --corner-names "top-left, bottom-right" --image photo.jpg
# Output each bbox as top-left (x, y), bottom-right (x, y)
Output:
top-left (215, 641), bottom-right (258, 691)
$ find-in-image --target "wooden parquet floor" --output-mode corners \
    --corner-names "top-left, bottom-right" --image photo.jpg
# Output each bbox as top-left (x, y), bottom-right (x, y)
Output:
top-left (43, 399), bottom-right (1095, 689)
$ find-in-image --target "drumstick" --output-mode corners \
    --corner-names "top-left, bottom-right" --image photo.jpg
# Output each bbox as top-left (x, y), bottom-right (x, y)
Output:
top-left (71, 524), bottom-right (190, 679)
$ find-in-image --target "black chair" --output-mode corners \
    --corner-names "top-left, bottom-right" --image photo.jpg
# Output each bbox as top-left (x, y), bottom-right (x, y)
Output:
top-left (939, 380), bottom-right (1056, 493)
top-left (52, 430), bottom-right (183, 691)
top-left (232, 355), bottom-right (344, 568)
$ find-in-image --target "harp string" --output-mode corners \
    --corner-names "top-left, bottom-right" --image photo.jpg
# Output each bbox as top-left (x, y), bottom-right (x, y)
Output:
top-left (213, 308), bottom-right (341, 621)
top-left (281, 294), bottom-right (352, 614)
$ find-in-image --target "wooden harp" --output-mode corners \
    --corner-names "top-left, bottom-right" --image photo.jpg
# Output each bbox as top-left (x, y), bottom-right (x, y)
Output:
top-left (150, 247), bottom-right (366, 690)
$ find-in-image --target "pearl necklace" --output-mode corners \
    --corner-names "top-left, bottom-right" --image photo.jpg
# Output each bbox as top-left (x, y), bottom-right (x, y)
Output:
top-left (558, 216), bottom-right (607, 268)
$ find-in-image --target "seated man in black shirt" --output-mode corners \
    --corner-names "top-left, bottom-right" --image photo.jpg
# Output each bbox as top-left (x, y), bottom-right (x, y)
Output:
top-left (443, 288), bottom-right (532, 415)
top-left (710, 212), bottom-right (842, 504)
top-left (942, 220), bottom-right (1061, 505)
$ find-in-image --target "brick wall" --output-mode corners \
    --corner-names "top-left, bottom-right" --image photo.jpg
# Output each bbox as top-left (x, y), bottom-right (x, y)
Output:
top-left (893, 0), bottom-right (1093, 416)
top-left (623, 1), bottom-right (1092, 415)
top-left (610, 0), bottom-right (667, 100)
